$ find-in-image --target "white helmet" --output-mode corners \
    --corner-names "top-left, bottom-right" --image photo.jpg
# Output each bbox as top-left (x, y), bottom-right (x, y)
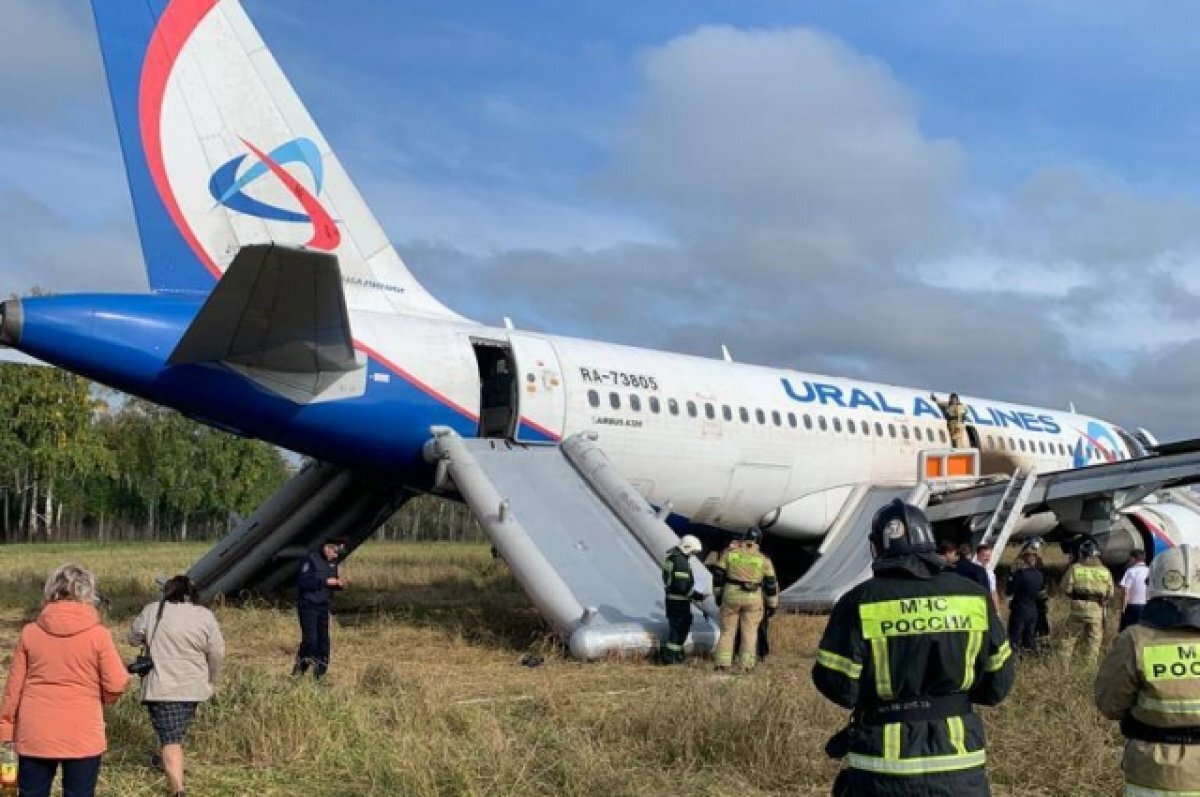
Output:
top-left (679, 535), bottom-right (703, 556)
top-left (1148, 545), bottom-right (1200, 601)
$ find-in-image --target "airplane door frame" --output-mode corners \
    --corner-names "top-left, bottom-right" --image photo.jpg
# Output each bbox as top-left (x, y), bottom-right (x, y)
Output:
top-left (508, 333), bottom-right (566, 443)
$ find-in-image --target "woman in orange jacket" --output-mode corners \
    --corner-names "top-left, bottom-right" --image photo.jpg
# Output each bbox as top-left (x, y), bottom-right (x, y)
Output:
top-left (0, 564), bottom-right (130, 797)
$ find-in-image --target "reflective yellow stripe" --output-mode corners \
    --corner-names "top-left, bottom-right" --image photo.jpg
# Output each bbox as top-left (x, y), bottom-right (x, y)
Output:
top-left (848, 749), bottom-right (985, 775)
top-left (672, 572), bottom-right (692, 580)
top-left (1136, 695), bottom-right (1200, 715)
top-left (859, 596), bottom-right (988, 640)
top-left (871, 637), bottom-right (893, 699)
top-left (1143, 643), bottom-right (1200, 682)
top-left (816, 648), bottom-right (862, 679)
top-left (883, 723), bottom-right (901, 760)
top-left (1126, 784), bottom-right (1200, 797)
top-left (986, 640), bottom-right (1012, 672)
top-left (947, 716), bottom-right (966, 756)
top-left (961, 631), bottom-right (984, 690)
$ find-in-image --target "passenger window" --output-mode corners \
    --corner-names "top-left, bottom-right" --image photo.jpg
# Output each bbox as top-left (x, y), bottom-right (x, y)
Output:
top-left (772, 410), bottom-right (781, 427)
top-left (1019, 439), bottom-right (1026, 452)
top-left (832, 417), bottom-right (842, 433)
top-left (1038, 441), bottom-right (1046, 454)
top-left (705, 403), bottom-right (715, 420)
top-left (788, 412), bottom-right (797, 428)
top-left (848, 419), bottom-right (857, 434)
top-left (819, 416), bottom-right (828, 432)
top-left (875, 422), bottom-right (884, 437)
top-left (1059, 443), bottom-right (1067, 456)
top-left (630, 394), bottom-right (641, 412)
top-left (609, 393), bottom-right (620, 410)
top-left (805, 414), bottom-right (814, 430)
top-left (986, 435), bottom-right (993, 449)
top-left (668, 398), bottom-right (679, 416)
top-left (756, 409), bottom-right (766, 425)
top-left (650, 396), bottom-right (661, 414)
top-left (889, 424), bottom-right (897, 438)
top-left (588, 390), bottom-right (599, 408)
top-left (901, 427), bottom-right (910, 441)
top-left (862, 422), bottom-right (870, 437)
top-left (740, 407), bottom-right (750, 423)
top-left (722, 405), bottom-right (732, 422)
top-left (687, 401), bottom-right (697, 418)
top-left (939, 429), bottom-right (947, 444)
top-left (913, 427), bottom-right (923, 442)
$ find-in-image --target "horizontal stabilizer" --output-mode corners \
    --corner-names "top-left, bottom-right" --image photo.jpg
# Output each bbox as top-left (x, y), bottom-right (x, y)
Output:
top-left (168, 245), bottom-right (364, 403)
top-left (170, 244), bottom-right (357, 371)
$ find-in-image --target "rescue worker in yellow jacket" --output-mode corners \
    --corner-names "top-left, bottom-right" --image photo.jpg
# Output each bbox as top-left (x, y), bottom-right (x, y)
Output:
top-left (932, 392), bottom-right (969, 449)
top-left (1059, 538), bottom-right (1115, 665)
top-left (1095, 544), bottom-right (1200, 796)
top-left (711, 528), bottom-right (778, 671)
top-left (813, 499), bottom-right (1014, 797)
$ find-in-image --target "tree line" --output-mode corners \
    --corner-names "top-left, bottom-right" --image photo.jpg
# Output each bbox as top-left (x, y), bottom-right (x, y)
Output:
top-left (0, 364), bottom-right (484, 544)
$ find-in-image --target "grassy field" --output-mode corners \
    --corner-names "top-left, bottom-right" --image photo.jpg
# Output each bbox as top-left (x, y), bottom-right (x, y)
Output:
top-left (0, 543), bottom-right (1125, 796)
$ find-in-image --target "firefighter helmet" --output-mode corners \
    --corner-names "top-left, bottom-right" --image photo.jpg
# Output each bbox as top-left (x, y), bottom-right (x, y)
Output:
top-left (679, 535), bottom-right (702, 556)
top-left (869, 499), bottom-right (935, 558)
top-left (1078, 538), bottom-right (1101, 561)
top-left (1148, 544), bottom-right (1200, 601)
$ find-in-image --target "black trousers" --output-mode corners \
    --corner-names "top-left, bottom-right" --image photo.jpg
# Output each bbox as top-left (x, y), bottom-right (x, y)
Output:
top-left (1008, 602), bottom-right (1039, 652)
top-left (662, 600), bottom-right (692, 663)
top-left (18, 756), bottom-right (102, 797)
top-left (295, 602), bottom-right (331, 678)
top-left (1119, 604), bottom-right (1145, 631)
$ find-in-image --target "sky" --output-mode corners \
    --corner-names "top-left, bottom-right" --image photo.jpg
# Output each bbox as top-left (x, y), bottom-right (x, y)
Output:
top-left (4, 0), bottom-right (1200, 438)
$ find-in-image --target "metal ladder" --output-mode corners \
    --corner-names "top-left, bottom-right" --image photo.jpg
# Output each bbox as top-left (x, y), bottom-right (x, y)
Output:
top-left (978, 466), bottom-right (1039, 568)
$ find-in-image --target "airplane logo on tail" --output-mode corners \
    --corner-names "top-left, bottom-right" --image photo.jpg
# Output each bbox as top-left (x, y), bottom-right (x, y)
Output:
top-left (208, 137), bottom-right (341, 251)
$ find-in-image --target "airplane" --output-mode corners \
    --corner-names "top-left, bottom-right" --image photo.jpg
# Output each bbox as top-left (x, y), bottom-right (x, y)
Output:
top-left (3, 0), bottom-right (1200, 656)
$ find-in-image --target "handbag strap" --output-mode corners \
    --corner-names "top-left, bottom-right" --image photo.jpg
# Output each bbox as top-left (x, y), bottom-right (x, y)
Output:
top-left (142, 598), bottom-right (168, 654)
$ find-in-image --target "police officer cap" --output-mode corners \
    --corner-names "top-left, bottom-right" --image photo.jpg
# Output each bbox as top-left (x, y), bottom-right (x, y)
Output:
top-left (1077, 538), bottom-right (1100, 560)
top-left (869, 499), bottom-right (935, 557)
top-left (743, 527), bottom-right (763, 544)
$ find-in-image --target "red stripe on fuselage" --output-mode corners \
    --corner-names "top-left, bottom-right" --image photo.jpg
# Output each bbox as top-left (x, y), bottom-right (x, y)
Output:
top-left (140, 0), bottom-right (222, 281)
top-left (354, 341), bottom-right (479, 423)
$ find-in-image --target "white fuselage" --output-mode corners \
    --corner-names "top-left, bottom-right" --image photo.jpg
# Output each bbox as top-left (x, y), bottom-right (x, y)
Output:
top-left (363, 310), bottom-right (1134, 538)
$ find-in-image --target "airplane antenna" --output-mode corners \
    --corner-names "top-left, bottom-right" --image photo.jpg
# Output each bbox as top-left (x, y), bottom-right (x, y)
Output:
top-left (503, 317), bottom-right (515, 330)
top-left (1069, 401), bottom-right (1076, 414)
top-left (721, 345), bottom-right (733, 363)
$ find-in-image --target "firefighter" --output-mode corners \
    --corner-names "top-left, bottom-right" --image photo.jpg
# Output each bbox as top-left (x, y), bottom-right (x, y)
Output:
top-left (1095, 544), bottom-right (1200, 795)
top-left (932, 392), bottom-right (970, 449)
top-left (1058, 538), bottom-right (1114, 665)
top-left (1006, 547), bottom-right (1045, 654)
top-left (813, 499), bottom-right (1014, 797)
top-left (711, 528), bottom-right (778, 671)
top-left (660, 535), bottom-right (705, 664)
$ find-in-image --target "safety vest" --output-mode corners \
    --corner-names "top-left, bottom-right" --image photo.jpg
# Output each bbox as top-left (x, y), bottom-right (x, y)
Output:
top-left (1066, 561), bottom-right (1113, 603)
top-left (713, 544), bottom-right (779, 608)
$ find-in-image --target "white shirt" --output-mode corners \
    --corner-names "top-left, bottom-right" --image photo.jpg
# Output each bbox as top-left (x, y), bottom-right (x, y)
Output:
top-left (1121, 563), bottom-right (1150, 607)
top-left (972, 556), bottom-right (997, 594)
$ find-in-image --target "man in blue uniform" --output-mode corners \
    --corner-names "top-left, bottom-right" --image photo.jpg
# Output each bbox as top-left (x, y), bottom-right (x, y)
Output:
top-left (813, 500), bottom-right (1014, 796)
top-left (292, 538), bottom-right (347, 680)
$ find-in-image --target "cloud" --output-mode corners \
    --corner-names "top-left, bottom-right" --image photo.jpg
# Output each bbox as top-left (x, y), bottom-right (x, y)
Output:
top-left (390, 25), bottom-right (1200, 440)
top-left (612, 26), bottom-right (962, 279)
top-left (0, 190), bottom-right (145, 297)
top-left (0, 0), bottom-right (102, 119)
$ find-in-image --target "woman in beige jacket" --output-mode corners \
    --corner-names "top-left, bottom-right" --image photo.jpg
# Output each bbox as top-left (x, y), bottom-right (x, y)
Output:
top-left (129, 576), bottom-right (224, 797)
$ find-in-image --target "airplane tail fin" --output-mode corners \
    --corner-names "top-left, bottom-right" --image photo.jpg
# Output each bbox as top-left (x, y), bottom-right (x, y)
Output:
top-left (89, 0), bottom-right (460, 319)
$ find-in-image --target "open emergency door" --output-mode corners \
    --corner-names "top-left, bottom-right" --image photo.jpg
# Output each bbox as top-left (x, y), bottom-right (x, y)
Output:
top-left (508, 333), bottom-right (566, 443)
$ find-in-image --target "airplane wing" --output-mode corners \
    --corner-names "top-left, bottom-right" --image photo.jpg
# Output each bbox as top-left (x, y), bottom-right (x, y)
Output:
top-left (169, 244), bottom-right (365, 403)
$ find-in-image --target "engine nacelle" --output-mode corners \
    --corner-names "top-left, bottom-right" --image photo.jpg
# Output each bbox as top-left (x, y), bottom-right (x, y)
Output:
top-left (761, 486), bottom-right (857, 542)
top-left (1121, 496), bottom-right (1200, 563)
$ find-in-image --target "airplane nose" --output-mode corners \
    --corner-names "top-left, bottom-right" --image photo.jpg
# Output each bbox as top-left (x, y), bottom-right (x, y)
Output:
top-left (0, 299), bottom-right (22, 347)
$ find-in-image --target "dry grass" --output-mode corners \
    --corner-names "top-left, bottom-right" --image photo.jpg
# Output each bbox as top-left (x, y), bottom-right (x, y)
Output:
top-left (0, 543), bottom-right (1126, 796)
